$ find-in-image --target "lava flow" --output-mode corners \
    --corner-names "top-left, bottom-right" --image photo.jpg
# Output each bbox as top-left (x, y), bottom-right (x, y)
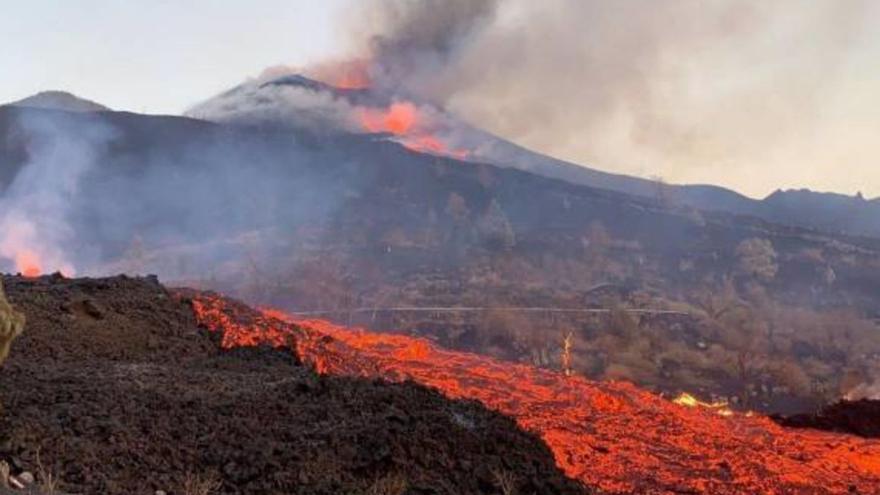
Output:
top-left (356, 101), bottom-right (469, 159)
top-left (188, 293), bottom-right (880, 494)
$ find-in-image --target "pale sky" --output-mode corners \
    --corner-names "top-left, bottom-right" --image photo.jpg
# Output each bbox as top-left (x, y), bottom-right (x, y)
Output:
top-left (1, 0), bottom-right (351, 114)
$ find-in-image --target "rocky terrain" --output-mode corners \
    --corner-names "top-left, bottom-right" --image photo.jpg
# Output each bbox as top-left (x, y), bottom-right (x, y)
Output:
top-left (0, 274), bottom-right (585, 495)
top-left (773, 399), bottom-right (880, 438)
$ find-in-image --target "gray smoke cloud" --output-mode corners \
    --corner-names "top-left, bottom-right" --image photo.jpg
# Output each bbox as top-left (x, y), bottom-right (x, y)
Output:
top-left (339, 0), bottom-right (879, 197)
top-left (345, 0), bottom-right (500, 101)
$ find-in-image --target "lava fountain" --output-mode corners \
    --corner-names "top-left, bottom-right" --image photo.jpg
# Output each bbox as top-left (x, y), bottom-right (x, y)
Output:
top-left (303, 60), bottom-right (469, 159)
top-left (15, 251), bottom-right (42, 278)
top-left (188, 292), bottom-right (880, 494)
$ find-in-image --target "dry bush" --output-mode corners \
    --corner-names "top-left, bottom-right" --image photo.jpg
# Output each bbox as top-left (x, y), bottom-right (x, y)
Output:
top-left (736, 238), bottom-right (778, 281)
top-left (181, 471), bottom-right (222, 495)
top-left (0, 278), bottom-right (25, 366)
top-left (365, 472), bottom-right (408, 495)
top-left (34, 449), bottom-right (60, 494)
top-left (492, 468), bottom-right (518, 495)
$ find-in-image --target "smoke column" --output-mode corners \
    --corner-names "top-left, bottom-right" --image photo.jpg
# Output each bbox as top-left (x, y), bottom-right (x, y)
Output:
top-left (0, 111), bottom-right (114, 276)
top-left (335, 0), bottom-right (878, 197)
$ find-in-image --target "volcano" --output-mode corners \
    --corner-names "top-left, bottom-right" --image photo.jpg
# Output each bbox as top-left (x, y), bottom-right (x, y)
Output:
top-left (187, 73), bottom-right (880, 239)
top-left (2, 81), bottom-right (880, 493)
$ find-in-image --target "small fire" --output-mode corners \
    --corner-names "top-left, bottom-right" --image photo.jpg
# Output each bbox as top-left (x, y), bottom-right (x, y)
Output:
top-left (673, 392), bottom-right (734, 417)
top-left (187, 293), bottom-right (880, 494)
top-left (358, 102), bottom-right (417, 135)
top-left (15, 250), bottom-right (41, 278)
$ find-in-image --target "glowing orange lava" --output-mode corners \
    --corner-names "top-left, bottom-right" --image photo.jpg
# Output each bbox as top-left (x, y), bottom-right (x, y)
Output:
top-left (358, 102), bottom-right (417, 135)
top-left (309, 59), bottom-right (371, 90)
top-left (188, 293), bottom-right (880, 494)
top-left (356, 102), bottom-right (469, 158)
top-left (15, 251), bottom-right (41, 278)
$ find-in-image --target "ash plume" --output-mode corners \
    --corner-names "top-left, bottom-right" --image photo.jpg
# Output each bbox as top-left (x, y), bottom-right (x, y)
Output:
top-left (337, 0), bottom-right (878, 197)
top-left (342, 0), bottom-right (501, 101)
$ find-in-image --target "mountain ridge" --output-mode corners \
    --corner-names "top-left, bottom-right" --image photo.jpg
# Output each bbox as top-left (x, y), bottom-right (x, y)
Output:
top-left (8, 90), bottom-right (110, 113)
top-left (185, 74), bottom-right (880, 239)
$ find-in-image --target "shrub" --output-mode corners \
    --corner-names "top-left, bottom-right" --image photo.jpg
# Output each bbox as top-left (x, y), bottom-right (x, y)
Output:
top-left (0, 278), bottom-right (24, 366)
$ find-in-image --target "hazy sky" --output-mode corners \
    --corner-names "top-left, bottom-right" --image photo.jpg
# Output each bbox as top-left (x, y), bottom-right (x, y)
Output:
top-left (1, 0), bottom-right (350, 114)
top-left (3, 1), bottom-right (879, 198)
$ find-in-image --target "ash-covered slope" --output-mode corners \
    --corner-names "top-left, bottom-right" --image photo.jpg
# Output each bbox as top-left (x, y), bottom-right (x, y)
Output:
top-left (0, 274), bottom-right (585, 495)
top-left (189, 74), bottom-right (880, 238)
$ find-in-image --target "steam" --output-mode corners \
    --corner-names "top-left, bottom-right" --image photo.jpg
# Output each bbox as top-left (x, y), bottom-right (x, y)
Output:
top-left (336, 0), bottom-right (879, 197)
top-left (846, 380), bottom-right (880, 400)
top-left (0, 111), bottom-right (115, 276)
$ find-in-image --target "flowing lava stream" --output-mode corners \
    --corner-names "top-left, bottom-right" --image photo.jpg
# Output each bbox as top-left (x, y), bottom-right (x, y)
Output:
top-left (188, 293), bottom-right (880, 494)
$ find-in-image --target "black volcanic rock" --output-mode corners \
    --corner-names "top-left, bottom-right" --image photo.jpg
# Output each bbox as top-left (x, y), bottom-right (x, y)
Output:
top-left (772, 399), bottom-right (880, 438)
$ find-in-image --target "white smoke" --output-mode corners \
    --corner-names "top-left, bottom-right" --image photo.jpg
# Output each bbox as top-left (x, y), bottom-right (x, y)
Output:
top-left (845, 380), bottom-right (880, 400)
top-left (0, 111), bottom-right (115, 276)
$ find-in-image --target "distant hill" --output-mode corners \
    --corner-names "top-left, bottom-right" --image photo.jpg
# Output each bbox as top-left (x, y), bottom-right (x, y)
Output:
top-left (7, 90), bottom-right (110, 113)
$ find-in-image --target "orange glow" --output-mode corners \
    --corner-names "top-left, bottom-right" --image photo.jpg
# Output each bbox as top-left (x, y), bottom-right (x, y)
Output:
top-left (357, 102), bottom-right (470, 159)
top-left (188, 293), bottom-right (880, 493)
top-left (15, 251), bottom-right (41, 278)
top-left (673, 392), bottom-right (734, 417)
top-left (309, 59), bottom-right (371, 90)
top-left (358, 102), bottom-right (418, 135)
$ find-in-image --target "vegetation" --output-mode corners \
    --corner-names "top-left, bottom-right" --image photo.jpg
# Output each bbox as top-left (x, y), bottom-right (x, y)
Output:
top-left (0, 278), bottom-right (24, 366)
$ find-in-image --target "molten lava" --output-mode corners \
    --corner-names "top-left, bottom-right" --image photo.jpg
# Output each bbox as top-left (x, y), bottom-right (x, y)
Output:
top-left (356, 101), bottom-right (469, 158)
top-left (358, 102), bottom-right (418, 135)
top-left (188, 293), bottom-right (880, 494)
top-left (673, 392), bottom-right (734, 417)
top-left (15, 251), bottom-right (41, 278)
top-left (305, 59), bottom-right (470, 159)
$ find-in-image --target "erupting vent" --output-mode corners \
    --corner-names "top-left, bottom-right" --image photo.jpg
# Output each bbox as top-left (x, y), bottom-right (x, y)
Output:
top-left (189, 293), bottom-right (880, 494)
